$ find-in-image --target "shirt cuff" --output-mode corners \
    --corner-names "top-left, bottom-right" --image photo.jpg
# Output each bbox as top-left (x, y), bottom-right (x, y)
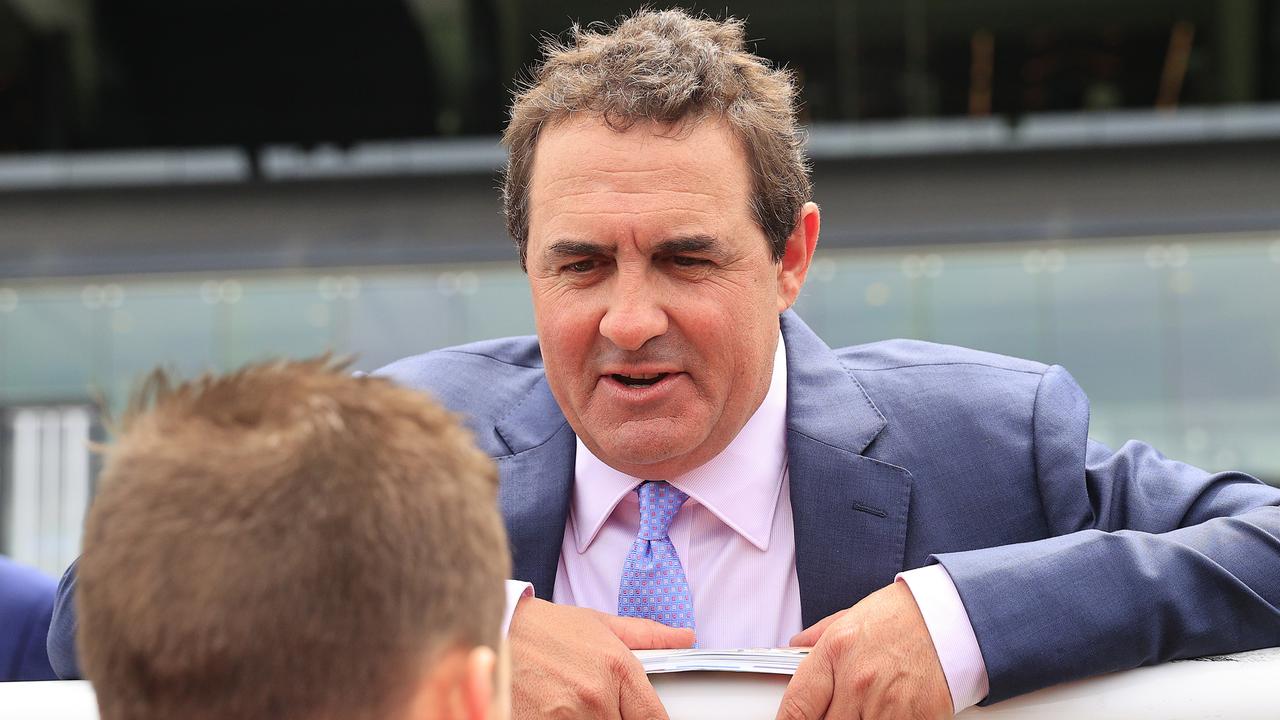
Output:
top-left (503, 579), bottom-right (535, 637)
top-left (896, 565), bottom-right (990, 713)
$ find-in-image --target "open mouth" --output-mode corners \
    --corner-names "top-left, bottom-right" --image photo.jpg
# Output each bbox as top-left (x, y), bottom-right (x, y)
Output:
top-left (610, 372), bottom-right (671, 388)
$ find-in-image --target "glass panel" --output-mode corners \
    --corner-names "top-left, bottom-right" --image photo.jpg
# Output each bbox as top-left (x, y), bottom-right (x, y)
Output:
top-left (219, 277), bottom-right (336, 367)
top-left (460, 267), bottom-right (537, 343)
top-left (925, 249), bottom-right (1043, 360)
top-left (106, 279), bottom-right (219, 407)
top-left (348, 273), bottom-right (455, 372)
top-left (1, 287), bottom-right (98, 402)
top-left (0, 232), bottom-right (1274, 482)
top-left (1049, 243), bottom-right (1171, 453)
top-left (795, 253), bottom-right (916, 348)
top-left (1169, 240), bottom-right (1280, 476)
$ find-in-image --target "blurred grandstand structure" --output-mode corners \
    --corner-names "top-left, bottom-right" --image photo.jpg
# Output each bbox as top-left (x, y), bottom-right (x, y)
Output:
top-left (1, 0), bottom-right (1279, 574)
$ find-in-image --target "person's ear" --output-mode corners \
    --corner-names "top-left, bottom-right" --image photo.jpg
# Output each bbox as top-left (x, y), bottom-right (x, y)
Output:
top-left (776, 202), bottom-right (820, 312)
top-left (462, 646), bottom-right (498, 720)
top-left (404, 646), bottom-right (497, 720)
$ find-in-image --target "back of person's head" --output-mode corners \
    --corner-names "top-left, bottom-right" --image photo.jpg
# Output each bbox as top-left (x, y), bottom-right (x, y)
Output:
top-left (502, 7), bottom-right (811, 267)
top-left (77, 358), bottom-right (510, 720)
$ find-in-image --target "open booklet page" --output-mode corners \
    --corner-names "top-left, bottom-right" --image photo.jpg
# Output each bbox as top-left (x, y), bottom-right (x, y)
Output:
top-left (634, 648), bottom-right (810, 675)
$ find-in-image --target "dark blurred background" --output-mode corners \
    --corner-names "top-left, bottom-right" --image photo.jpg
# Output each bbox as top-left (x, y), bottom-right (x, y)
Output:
top-left (1, 1), bottom-right (1278, 576)
top-left (3, 1), bottom-right (1280, 150)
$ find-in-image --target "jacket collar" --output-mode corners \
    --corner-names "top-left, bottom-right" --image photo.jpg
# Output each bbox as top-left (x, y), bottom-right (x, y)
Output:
top-left (780, 310), bottom-right (886, 452)
top-left (493, 367), bottom-right (574, 600)
top-left (781, 310), bottom-right (913, 628)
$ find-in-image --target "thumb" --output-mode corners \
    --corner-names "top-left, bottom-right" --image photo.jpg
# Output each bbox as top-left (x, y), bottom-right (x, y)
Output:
top-left (774, 652), bottom-right (835, 720)
top-left (598, 613), bottom-right (696, 650)
top-left (789, 608), bottom-right (849, 647)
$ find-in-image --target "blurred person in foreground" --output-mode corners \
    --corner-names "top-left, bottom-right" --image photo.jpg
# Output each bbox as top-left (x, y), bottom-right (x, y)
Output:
top-left (52, 9), bottom-right (1280, 720)
top-left (75, 359), bottom-right (510, 720)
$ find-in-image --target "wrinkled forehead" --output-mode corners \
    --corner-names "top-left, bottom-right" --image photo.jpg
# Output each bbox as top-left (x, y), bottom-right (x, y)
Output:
top-left (527, 115), bottom-right (753, 214)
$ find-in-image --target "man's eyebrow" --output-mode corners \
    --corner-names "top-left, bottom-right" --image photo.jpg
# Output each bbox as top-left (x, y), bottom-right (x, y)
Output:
top-left (542, 235), bottom-right (723, 261)
top-left (654, 235), bottom-right (723, 255)
top-left (544, 240), bottom-right (610, 260)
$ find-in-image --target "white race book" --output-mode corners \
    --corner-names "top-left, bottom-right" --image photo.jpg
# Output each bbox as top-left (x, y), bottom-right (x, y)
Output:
top-left (635, 647), bottom-right (809, 675)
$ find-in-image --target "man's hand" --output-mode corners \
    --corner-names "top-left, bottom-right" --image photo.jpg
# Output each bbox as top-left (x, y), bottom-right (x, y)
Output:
top-left (777, 582), bottom-right (953, 720)
top-left (508, 597), bottom-right (695, 720)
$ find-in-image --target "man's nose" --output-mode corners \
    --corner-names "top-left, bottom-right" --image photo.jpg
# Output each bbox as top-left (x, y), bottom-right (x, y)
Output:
top-left (599, 279), bottom-right (668, 352)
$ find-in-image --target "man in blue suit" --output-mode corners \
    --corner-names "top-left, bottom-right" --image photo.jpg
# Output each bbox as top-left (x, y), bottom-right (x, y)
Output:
top-left (1, 556), bottom-right (57, 681)
top-left (49, 8), bottom-right (1280, 719)
top-left (385, 10), bottom-right (1280, 718)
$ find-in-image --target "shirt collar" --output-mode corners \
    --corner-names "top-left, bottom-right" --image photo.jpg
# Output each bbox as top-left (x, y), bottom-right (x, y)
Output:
top-left (571, 333), bottom-right (789, 553)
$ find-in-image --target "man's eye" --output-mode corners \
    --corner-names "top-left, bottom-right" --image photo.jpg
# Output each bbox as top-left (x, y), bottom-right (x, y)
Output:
top-left (672, 256), bottom-right (710, 267)
top-left (564, 260), bottom-right (597, 273)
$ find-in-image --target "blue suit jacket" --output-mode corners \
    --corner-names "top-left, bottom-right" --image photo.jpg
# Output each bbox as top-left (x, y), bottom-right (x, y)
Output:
top-left (1, 556), bottom-right (58, 681)
top-left (377, 310), bottom-right (1280, 702)
top-left (48, 311), bottom-right (1280, 701)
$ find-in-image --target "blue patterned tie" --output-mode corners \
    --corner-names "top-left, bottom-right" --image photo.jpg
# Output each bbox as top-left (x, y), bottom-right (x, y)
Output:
top-left (617, 481), bottom-right (695, 630)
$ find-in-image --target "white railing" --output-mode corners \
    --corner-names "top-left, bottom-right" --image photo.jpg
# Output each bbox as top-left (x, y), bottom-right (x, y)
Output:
top-left (650, 647), bottom-right (1280, 719)
top-left (4, 647), bottom-right (1277, 720)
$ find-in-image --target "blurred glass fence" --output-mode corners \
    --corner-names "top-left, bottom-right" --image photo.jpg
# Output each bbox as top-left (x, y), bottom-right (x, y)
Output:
top-left (0, 233), bottom-right (1277, 524)
top-left (1, 405), bottom-right (95, 576)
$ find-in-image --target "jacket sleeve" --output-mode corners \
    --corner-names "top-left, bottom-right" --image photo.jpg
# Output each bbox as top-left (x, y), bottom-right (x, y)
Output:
top-left (47, 558), bottom-right (82, 679)
top-left (933, 365), bottom-right (1280, 704)
top-left (0, 558), bottom-right (58, 681)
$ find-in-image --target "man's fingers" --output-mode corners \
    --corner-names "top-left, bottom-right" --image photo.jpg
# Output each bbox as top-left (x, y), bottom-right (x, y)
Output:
top-left (599, 613), bottom-right (696, 650)
top-left (617, 659), bottom-right (671, 720)
top-left (789, 608), bottom-right (849, 647)
top-left (774, 651), bottom-right (835, 720)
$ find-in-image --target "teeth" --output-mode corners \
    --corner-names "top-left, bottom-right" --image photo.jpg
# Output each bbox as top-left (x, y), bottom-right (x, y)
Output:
top-left (611, 372), bottom-right (669, 386)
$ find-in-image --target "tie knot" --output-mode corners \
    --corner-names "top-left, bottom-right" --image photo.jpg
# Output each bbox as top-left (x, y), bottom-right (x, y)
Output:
top-left (635, 481), bottom-right (688, 541)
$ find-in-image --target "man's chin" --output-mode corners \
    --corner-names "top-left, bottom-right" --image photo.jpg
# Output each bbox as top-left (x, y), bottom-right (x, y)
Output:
top-left (589, 427), bottom-right (707, 478)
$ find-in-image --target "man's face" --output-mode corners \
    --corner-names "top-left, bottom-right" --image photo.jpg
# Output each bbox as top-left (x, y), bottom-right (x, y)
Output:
top-left (525, 116), bottom-right (816, 478)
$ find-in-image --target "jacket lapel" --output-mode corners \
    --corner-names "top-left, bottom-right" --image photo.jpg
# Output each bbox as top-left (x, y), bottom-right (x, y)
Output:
top-left (782, 311), bottom-right (914, 628)
top-left (494, 375), bottom-right (575, 600)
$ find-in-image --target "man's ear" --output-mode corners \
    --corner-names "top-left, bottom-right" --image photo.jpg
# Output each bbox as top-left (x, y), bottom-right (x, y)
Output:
top-left (462, 646), bottom-right (498, 720)
top-left (776, 201), bottom-right (821, 312)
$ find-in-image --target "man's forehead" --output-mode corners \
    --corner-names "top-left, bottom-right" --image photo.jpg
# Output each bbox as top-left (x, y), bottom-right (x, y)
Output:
top-left (523, 115), bottom-right (762, 260)
top-left (533, 115), bottom-right (747, 176)
top-left (529, 118), bottom-right (750, 207)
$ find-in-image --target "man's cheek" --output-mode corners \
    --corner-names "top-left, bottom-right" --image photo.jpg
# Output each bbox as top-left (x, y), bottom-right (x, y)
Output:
top-left (542, 325), bottom-right (589, 361)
